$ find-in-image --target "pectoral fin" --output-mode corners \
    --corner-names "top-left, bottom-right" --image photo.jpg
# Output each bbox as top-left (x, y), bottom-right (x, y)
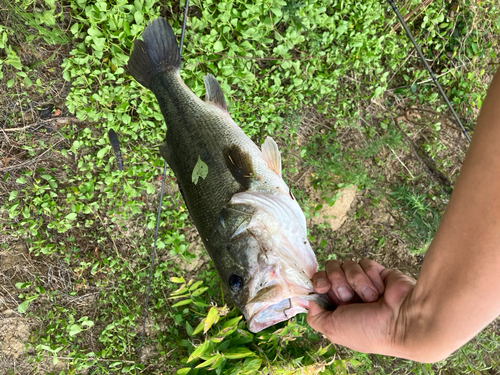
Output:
top-left (224, 144), bottom-right (254, 189)
top-left (261, 136), bottom-right (282, 177)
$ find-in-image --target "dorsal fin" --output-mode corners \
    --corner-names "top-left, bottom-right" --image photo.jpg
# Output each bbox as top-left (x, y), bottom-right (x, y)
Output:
top-left (224, 144), bottom-right (254, 189)
top-left (261, 136), bottom-right (281, 177)
top-left (203, 74), bottom-right (227, 111)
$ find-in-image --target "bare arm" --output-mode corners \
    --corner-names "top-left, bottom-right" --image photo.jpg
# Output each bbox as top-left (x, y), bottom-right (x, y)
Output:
top-left (396, 66), bottom-right (500, 361)
top-left (308, 67), bottom-right (500, 363)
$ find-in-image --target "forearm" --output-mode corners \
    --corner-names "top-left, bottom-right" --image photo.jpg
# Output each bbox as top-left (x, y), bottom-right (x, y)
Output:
top-left (394, 68), bottom-right (500, 362)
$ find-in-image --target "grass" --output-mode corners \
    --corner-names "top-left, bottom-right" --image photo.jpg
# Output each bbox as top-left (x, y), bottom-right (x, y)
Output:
top-left (1, 0), bottom-right (500, 373)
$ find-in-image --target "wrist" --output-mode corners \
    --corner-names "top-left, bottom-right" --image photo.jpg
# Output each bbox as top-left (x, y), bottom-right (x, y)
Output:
top-left (392, 287), bottom-right (453, 363)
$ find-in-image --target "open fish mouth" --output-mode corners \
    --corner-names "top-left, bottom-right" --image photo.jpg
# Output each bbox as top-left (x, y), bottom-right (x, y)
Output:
top-left (243, 281), bottom-right (333, 333)
top-left (246, 295), bottom-right (310, 333)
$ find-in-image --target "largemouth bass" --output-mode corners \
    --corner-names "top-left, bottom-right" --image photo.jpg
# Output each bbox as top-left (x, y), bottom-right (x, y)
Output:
top-left (128, 18), bottom-right (331, 332)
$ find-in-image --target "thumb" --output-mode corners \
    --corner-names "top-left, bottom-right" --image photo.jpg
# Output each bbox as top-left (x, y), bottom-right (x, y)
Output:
top-left (307, 301), bottom-right (332, 335)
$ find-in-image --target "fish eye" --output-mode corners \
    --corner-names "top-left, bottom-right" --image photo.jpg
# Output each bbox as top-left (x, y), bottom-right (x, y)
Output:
top-left (229, 274), bottom-right (243, 293)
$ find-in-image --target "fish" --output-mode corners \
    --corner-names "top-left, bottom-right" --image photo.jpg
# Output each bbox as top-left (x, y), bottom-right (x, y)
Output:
top-left (128, 18), bottom-right (332, 333)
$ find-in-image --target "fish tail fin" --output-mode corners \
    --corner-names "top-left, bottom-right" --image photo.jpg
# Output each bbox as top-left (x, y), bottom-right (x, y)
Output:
top-left (128, 18), bottom-right (181, 89)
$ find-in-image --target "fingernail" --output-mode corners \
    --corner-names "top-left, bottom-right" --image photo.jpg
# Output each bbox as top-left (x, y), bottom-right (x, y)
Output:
top-left (361, 286), bottom-right (377, 302)
top-left (316, 278), bottom-right (328, 288)
top-left (337, 286), bottom-right (353, 301)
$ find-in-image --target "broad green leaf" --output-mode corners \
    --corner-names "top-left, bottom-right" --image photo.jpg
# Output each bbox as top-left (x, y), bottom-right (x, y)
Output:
top-left (192, 321), bottom-right (204, 335)
top-left (213, 40), bottom-right (224, 52)
top-left (9, 190), bottom-right (18, 201)
top-left (15, 282), bottom-right (31, 289)
top-left (373, 86), bottom-right (385, 98)
top-left (171, 299), bottom-right (192, 308)
top-left (204, 307), bottom-right (219, 333)
top-left (18, 300), bottom-right (30, 314)
top-left (65, 213), bottom-right (77, 221)
top-left (192, 156), bottom-right (208, 185)
top-left (97, 147), bottom-right (108, 159)
top-left (171, 276), bottom-right (185, 284)
top-left (176, 369), bottom-right (191, 375)
top-left (336, 21), bottom-right (348, 37)
top-left (186, 321), bottom-right (193, 336)
top-left (68, 324), bottom-right (83, 336)
top-left (134, 10), bottom-right (143, 24)
top-left (170, 284), bottom-right (189, 296)
top-left (189, 280), bottom-right (203, 291)
top-left (223, 347), bottom-right (255, 359)
top-left (187, 341), bottom-right (209, 363)
top-left (211, 355), bottom-right (225, 369)
top-left (195, 354), bottom-right (220, 368)
top-left (222, 316), bottom-right (242, 329)
top-left (191, 287), bottom-right (208, 297)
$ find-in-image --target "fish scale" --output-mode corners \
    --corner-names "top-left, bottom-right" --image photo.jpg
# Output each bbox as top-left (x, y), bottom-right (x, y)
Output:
top-left (151, 74), bottom-right (242, 241)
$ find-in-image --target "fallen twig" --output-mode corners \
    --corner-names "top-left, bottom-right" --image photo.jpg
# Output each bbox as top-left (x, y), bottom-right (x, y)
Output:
top-left (1, 116), bottom-right (79, 132)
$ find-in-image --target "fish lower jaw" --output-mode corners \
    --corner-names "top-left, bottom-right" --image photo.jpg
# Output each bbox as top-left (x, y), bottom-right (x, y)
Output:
top-left (245, 297), bottom-right (310, 333)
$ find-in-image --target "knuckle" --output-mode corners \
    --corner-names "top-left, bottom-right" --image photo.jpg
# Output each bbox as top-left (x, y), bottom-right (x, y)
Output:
top-left (346, 272), bottom-right (368, 290)
top-left (342, 260), bottom-right (358, 268)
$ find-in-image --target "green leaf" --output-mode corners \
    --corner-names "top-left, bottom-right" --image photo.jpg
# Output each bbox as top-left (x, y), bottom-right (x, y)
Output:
top-left (16, 176), bottom-right (27, 184)
top-left (65, 213), bottom-right (77, 221)
top-left (213, 40), bottom-right (224, 52)
top-left (176, 369), bottom-right (191, 375)
top-left (97, 147), bottom-right (108, 159)
top-left (24, 76), bottom-right (33, 87)
top-left (186, 321), bottom-right (194, 337)
top-left (192, 156), bottom-right (208, 185)
top-left (222, 316), bottom-right (242, 329)
top-left (18, 300), bottom-right (30, 314)
top-left (169, 293), bottom-right (190, 300)
top-left (373, 86), bottom-right (385, 98)
top-left (336, 21), bottom-right (348, 37)
top-left (211, 355), bottom-right (225, 369)
top-left (134, 10), bottom-right (144, 24)
top-left (9, 190), bottom-right (18, 201)
top-left (68, 324), bottom-right (83, 336)
top-left (204, 307), bottom-right (219, 333)
top-left (171, 299), bottom-right (192, 308)
top-left (170, 285), bottom-right (189, 296)
top-left (195, 354), bottom-right (220, 368)
top-left (187, 341), bottom-right (209, 363)
top-left (223, 347), bottom-right (255, 359)
top-left (192, 321), bottom-right (204, 336)
top-left (15, 282), bottom-right (31, 289)
top-left (270, 8), bottom-right (282, 18)
top-left (191, 287), bottom-right (208, 297)
top-left (189, 280), bottom-right (203, 291)
top-left (171, 276), bottom-right (185, 284)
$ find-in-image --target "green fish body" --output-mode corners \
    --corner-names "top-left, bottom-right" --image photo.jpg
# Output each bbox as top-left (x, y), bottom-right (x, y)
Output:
top-left (128, 18), bottom-right (330, 332)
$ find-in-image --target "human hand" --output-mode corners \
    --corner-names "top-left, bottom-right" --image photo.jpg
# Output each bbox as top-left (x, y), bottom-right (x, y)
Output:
top-left (308, 259), bottom-right (416, 357)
